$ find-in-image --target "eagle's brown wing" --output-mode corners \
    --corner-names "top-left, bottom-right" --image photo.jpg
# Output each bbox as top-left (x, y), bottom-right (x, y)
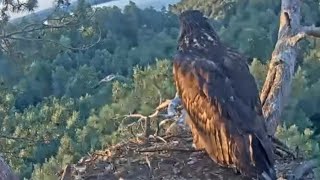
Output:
top-left (173, 52), bottom-right (275, 179)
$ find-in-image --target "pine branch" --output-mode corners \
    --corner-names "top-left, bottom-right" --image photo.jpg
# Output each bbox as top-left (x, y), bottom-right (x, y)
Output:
top-left (1, 4), bottom-right (100, 53)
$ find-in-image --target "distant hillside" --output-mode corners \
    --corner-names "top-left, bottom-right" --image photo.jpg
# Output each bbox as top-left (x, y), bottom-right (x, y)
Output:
top-left (93, 0), bottom-right (180, 10)
top-left (11, 0), bottom-right (181, 23)
top-left (11, 0), bottom-right (114, 23)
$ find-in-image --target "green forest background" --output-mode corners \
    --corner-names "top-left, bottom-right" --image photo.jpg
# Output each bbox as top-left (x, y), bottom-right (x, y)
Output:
top-left (0, 0), bottom-right (320, 179)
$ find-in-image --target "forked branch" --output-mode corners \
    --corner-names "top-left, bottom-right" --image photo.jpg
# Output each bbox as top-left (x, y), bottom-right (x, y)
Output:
top-left (288, 25), bottom-right (320, 46)
top-left (260, 0), bottom-right (320, 136)
top-left (259, 0), bottom-right (320, 177)
top-left (123, 99), bottom-right (174, 138)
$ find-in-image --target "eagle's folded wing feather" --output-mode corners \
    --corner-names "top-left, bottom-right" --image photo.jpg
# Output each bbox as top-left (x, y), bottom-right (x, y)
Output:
top-left (173, 53), bottom-right (275, 178)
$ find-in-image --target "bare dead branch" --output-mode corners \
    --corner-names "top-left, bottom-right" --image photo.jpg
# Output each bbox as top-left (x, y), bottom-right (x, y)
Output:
top-left (124, 99), bottom-right (173, 120)
top-left (149, 135), bottom-right (168, 143)
top-left (122, 97), bottom-right (183, 140)
top-left (125, 114), bottom-right (147, 119)
top-left (286, 25), bottom-right (320, 46)
top-left (124, 117), bottom-right (144, 129)
top-left (145, 155), bottom-right (153, 178)
top-left (156, 99), bottom-right (171, 111)
top-left (302, 25), bottom-right (320, 38)
top-left (287, 32), bottom-right (306, 46)
top-left (260, 0), bottom-right (320, 136)
top-left (257, 2), bottom-right (320, 176)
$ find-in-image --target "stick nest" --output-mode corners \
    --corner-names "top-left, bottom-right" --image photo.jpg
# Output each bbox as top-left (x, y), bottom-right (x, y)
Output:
top-left (57, 132), bottom-right (315, 180)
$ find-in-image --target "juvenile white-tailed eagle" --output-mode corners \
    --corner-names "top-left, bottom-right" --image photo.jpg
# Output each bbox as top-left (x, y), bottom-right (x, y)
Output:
top-left (173, 10), bottom-right (276, 179)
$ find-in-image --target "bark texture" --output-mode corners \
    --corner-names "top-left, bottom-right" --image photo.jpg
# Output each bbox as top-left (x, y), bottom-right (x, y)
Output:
top-left (260, 0), bottom-right (320, 136)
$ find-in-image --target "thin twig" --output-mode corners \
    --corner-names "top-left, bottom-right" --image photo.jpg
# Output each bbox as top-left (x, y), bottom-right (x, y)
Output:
top-left (129, 126), bottom-right (136, 139)
top-left (156, 99), bottom-right (171, 111)
top-left (150, 135), bottom-right (167, 143)
top-left (145, 156), bottom-right (153, 178)
top-left (137, 147), bottom-right (202, 153)
top-left (123, 99), bottom-right (172, 138)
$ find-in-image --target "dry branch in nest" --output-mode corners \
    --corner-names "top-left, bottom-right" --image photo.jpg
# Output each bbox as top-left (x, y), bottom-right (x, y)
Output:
top-left (57, 131), bottom-right (316, 180)
top-left (57, 89), bottom-right (315, 179)
top-left (121, 97), bottom-right (183, 139)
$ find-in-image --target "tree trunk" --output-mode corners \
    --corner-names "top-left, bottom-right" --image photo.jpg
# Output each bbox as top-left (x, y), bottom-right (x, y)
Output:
top-left (260, 0), bottom-right (320, 136)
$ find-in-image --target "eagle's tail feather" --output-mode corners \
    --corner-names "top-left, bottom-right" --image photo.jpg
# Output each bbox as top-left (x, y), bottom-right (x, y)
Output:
top-left (187, 114), bottom-right (276, 179)
top-left (186, 115), bottom-right (207, 150)
top-left (233, 134), bottom-right (276, 180)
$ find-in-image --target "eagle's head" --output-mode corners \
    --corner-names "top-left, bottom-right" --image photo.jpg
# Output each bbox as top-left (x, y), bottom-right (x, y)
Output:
top-left (179, 10), bottom-right (209, 30)
top-left (177, 10), bottom-right (222, 52)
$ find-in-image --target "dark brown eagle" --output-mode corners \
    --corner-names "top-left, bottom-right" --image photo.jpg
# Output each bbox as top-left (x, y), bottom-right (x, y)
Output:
top-left (173, 10), bottom-right (276, 180)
